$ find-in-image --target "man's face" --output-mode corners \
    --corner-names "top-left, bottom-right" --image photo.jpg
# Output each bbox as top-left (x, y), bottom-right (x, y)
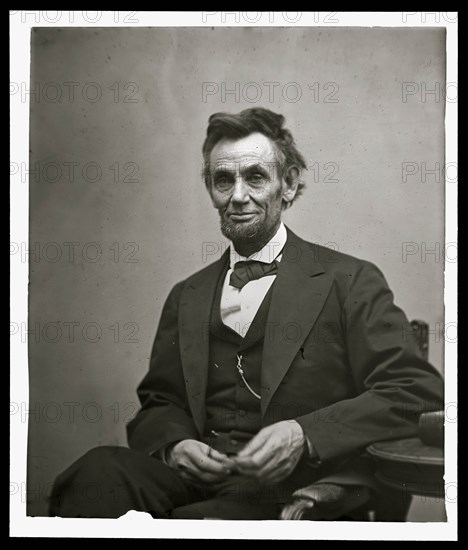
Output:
top-left (207, 132), bottom-right (294, 243)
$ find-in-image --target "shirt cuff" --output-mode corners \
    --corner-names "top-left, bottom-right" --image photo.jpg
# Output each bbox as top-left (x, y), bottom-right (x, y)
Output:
top-left (150, 442), bottom-right (179, 465)
top-left (291, 420), bottom-right (322, 466)
top-left (305, 435), bottom-right (314, 456)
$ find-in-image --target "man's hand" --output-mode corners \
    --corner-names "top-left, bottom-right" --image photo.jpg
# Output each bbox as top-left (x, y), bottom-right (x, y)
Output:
top-left (232, 420), bottom-right (306, 484)
top-left (168, 439), bottom-right (235, 484)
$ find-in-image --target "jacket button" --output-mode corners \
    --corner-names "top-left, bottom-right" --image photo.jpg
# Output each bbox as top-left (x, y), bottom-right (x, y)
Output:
top-left (230, 439), bottom-right (238, 446)
top-left (238, 409), bottom-right (246, 417)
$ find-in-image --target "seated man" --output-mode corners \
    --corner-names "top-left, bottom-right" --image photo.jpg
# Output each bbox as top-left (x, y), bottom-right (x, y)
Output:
top-left (50, 107), bottom-right (444, 520)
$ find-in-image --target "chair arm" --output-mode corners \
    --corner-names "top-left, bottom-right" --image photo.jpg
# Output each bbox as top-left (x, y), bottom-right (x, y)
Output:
top-left (280, 482), bottom-right (371, 520)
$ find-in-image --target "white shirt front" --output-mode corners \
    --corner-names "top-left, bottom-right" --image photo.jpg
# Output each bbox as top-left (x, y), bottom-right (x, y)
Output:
top-left (221, 222), bottom-right (287, 336)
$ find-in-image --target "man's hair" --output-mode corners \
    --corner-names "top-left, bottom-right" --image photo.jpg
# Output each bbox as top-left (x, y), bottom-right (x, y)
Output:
top-left (202, 108), bottom-right (307, 208)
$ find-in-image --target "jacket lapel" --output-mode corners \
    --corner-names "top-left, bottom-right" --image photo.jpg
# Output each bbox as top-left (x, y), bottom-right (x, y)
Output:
top-left (179, 250), bottom-right (229, 434)
top-left (260, 229), bottom-right (334, 417)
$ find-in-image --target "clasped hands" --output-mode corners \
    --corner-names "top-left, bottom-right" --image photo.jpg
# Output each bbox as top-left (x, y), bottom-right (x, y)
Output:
top-left (168, 420), bottom-right (307, 485)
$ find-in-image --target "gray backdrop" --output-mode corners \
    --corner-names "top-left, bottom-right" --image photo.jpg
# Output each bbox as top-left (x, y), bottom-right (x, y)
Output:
top-left (27, 27), bottom-right (445, 517)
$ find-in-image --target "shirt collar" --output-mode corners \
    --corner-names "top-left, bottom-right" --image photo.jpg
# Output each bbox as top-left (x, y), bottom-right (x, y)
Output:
top-left (229, 222), bottom-right (287, 268)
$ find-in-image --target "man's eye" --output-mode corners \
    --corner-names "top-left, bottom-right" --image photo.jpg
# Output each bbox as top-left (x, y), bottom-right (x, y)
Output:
top-left (213, 176), bottom-right (233, 191)
top-left (248, 173), bottom-right (265, 184)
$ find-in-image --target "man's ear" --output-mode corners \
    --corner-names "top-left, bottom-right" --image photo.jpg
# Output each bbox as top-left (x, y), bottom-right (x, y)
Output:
top-left (282, 165), bottom-right (300, 205)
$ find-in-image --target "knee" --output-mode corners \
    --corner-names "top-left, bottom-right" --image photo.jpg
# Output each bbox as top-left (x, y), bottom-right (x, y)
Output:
top-left (50, 447), bottom-right (133, 511)
top-left (55, 446), bottom-right (130, 485)
top-left (49, 446), bottom-right (135, 518)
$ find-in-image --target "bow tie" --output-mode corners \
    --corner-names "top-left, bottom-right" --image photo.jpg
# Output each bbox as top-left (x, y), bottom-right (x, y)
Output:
top-left (229, 259), bottom-right (280, 290)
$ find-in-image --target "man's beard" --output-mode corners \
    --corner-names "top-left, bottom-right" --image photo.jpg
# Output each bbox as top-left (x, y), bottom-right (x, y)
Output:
top-left (219, 213), bottom-right (279, 254)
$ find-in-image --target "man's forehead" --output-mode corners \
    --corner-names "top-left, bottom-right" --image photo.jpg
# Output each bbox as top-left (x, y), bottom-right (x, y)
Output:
top-left (209, 132), bottom-right (278, 166)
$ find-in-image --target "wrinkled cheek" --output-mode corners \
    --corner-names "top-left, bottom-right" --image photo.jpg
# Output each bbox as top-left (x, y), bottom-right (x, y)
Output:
top-left (214, 197), bottom-right (229, 210)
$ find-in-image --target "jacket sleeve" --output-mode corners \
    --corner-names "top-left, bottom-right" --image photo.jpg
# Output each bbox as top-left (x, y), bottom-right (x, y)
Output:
top-left (126, 282), bottom-right (199, 454)
top-left (295, 260), bottom-right (444, 462)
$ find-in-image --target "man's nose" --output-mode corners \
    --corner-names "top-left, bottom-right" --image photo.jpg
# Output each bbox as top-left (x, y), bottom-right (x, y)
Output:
top-left (231, 178), bottom-right (250, 204)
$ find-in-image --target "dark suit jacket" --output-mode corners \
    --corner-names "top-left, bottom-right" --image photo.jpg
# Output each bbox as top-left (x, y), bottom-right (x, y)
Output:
top-left (127, 228), bottom-right (443, 477)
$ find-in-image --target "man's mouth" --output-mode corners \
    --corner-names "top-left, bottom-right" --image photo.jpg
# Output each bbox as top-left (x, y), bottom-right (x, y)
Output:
top-left (228, 212), bottom-right (257, 222)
